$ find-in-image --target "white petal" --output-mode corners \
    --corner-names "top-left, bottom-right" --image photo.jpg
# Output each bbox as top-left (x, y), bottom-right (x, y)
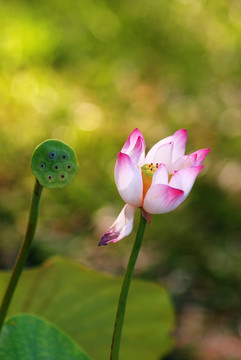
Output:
top-left (145, 134), bottom-right (173, 164)
top-left (169, 166), bottom-right (203, 198)
top-left (128, 136), bottom-right (146, 166)
top-left (153, 142), bottom-right (173, 170)
top-left (172, 129), bottom-right (187, 162)
top-left (189, 148), bottom-right (211, 166)
top-left (121, 128), bottom-right (146, 166)
top-left (152, 164), bottom-right (169, 185)
top-left (114, 152), bottom-right (143, 207)
top-left (143, 184), bottom-right (184, 214)
top-left (171, 153), bottom-right (197, 173)
top-left (99, 204), bottom-right (136, 245)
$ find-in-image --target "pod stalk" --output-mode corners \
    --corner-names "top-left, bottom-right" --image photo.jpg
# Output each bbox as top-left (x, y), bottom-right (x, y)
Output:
top-left (0, 179), bottom-right (43, 331)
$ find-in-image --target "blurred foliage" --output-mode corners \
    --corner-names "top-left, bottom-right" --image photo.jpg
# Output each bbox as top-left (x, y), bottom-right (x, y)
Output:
top-left (0, 257), bottom-right (174, 360)
top-left (0, 0), bottom-right (241, 358)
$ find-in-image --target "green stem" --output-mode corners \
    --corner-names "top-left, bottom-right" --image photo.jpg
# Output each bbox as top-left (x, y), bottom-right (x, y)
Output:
top-left (110, 210), bottom-right (147, 360)
top-left (0, 179), bottom-right (43, 332)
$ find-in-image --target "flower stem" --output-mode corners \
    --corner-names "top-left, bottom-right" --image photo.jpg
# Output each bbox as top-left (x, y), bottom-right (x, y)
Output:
top-left (110, 210), bottom-right (147, 360)
top-left (0, 179), bottom-right (43, 332)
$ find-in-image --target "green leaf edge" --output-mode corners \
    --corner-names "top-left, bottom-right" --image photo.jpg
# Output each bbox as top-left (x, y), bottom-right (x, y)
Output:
top-left (0, 313), bottom-right (91, 360)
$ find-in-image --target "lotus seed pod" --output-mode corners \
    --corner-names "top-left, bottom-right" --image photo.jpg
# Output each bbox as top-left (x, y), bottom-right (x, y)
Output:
top-left (31, 139), bottom-right (79, 189)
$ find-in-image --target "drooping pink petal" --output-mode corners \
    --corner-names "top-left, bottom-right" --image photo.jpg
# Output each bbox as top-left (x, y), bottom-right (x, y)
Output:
top-left (121, 128), bottom-right (146, 166)
top-left (114, 152), bottom-right (143, 208)
top-left (188, 148), bottom-right (211, 166)
top-left (143, 184), bottom-right (184, 214)
top-left (152, 163), bottom-right (169, 185)
top-left (169, 166), bottom-right (204, 198)
top-left (153, 142), bottom-right (174, 171)
top-left (98, 204), bottom-right (136, 245)
top-left (172, 129), bottom-right (187, 162)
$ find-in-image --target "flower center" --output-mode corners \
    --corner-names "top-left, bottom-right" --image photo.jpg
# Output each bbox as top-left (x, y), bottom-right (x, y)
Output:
top-left (141, 163), bottom-right (159, 177)
top-left (141, 163), bottom-right (174, 202)
top-left (141, 163), bottom-right (159, 201)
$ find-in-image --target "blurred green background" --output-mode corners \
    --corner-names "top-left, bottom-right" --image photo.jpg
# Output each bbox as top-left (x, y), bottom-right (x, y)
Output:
top-left (0, 0), bottom-right (241, 359)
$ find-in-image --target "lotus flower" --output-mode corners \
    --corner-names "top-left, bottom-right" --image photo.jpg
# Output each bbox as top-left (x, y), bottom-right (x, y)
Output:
top-left (99, 128), bottom-right (210, 246)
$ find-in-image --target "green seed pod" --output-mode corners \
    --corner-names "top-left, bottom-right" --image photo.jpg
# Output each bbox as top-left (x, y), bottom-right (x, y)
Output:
top-left (31, 139), bottom-right (79, 188)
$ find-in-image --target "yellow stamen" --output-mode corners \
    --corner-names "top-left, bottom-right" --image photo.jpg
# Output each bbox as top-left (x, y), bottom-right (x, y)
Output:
top-left (142, 163), bottom-right (174, 200)
top-left (141, 163), bottom-right (159, 201)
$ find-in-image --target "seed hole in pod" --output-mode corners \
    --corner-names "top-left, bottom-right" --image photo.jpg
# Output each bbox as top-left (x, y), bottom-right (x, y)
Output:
top-left (55, 165), bottom-right (59, 170)
top-left (49, 151), bottom-right (57, 159)
top-left (60, 174), bottom-right (65, 179)
top-left (48, 175), bottom-right (53, 180)
top-left (67, 165), bottom-right (71, 169)
top-left (40, 163), bottom-right (46, 168)
top-left (62, 154), bottom-right (67, 159)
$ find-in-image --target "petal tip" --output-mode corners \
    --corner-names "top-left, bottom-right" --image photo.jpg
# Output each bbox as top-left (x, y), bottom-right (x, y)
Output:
top-left (201, 148), bottom-right (212, 156)
top-left (116, 151), bottom-right (130, 164)
top-left (98, 230), bottom-right (120, 246)
top-left (175, 128), bottom-right (187, 137)
top-left (174, 187), bottom-right (184, 196)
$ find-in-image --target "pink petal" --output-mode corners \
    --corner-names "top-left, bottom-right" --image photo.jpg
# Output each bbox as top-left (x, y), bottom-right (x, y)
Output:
top-left (153, 142), bottom-right (174, 171)
top-left (128, 136), bottom-right (146, 166)
top-left (171, 153), bottom-right (197, 172)
top-left (114, 152), bottom-right (143, 208)
top-left (152, 163), bottom-right (169, 185)
top-left (122, 128), bottom-right (144, 152)
top-left (143, 184), bottom-right (184, 214)
top-left (189, 148), bottom-right (211, 166)
top-left (169, 166), bottom-right (204, 198)
top-left (145, 128), bottom-right (187, 164)
top-left (145, 134), bottom-right (173, 164)
top-left (121, 128), bottom-right (146, 166)
top-left (172, 129), bottom-right (187, 162)
top-left (99, 204), bottom-right (136, 245)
